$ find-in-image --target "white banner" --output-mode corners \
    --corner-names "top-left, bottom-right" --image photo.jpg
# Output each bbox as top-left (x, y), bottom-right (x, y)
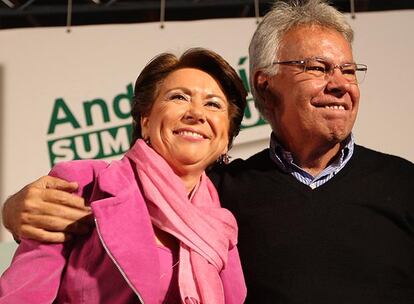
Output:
top-left (1, 11), bottom-right (413, 240)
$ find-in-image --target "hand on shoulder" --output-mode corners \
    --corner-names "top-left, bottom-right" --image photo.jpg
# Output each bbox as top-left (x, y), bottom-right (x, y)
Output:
top-left (2, 176), bottom-right (93, 243)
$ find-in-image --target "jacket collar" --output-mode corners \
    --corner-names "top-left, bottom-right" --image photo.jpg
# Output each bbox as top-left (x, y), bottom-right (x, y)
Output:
top-left (90, 155), bottom-right (161, 303)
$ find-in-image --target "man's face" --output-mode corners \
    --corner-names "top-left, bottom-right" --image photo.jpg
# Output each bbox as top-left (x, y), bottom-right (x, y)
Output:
top-left (262, 25), bottom-right (360, 152)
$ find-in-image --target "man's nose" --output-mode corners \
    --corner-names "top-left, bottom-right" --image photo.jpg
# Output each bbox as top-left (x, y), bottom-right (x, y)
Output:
top-left (325, 68), bottom-right (351, 96)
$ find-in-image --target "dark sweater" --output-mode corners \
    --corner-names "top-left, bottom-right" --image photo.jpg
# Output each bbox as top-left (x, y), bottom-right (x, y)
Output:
top-left (209, 145), bottom-right (414, 304)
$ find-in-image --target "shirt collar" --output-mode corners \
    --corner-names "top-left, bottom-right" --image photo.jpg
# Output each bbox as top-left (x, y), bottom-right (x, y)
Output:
top-left (269, 132), bottom-right (355, 177)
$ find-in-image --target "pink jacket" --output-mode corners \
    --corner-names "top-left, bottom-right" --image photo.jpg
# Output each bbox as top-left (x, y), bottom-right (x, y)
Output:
top-left (0, 157), bottom-right (246, 303)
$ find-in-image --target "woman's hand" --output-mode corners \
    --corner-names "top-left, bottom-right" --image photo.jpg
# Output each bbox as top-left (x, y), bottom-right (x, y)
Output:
top-left (2, 176), bottom-right (93, 243)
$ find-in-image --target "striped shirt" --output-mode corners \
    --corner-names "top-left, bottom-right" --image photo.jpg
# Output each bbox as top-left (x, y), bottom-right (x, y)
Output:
top-left (269, 133), bottom-right (355, 189)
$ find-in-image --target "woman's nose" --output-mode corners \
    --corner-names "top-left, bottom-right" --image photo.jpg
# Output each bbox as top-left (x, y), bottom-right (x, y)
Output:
top-left (183, 103), bottom-right (206, 123)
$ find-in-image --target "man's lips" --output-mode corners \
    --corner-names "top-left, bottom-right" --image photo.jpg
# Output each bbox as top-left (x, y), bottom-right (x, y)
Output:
top-left (321, 104), bottom-right (345, 110)
top-left (312, 99), bottom-right (350, 111)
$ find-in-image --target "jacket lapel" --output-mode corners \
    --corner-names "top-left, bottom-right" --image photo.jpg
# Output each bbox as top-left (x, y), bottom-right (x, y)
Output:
top-left (90, 156), bottom-right (161, 303)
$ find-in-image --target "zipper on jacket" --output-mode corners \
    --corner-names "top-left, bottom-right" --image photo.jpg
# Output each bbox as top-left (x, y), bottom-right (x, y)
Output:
top-left (94, 218), bottom-right (145, 303)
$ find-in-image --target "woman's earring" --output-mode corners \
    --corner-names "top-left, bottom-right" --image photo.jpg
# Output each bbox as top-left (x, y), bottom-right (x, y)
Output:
top-left (145, 138), bottom-right (151, 146)
top-left (217, 153), bottom-right (230, 165)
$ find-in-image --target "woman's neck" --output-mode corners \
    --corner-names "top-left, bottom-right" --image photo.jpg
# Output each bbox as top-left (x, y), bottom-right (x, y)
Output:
top-left (170, 164), bottom-right (204, 193)
top-left (180, 173), bottom-right (202, 194)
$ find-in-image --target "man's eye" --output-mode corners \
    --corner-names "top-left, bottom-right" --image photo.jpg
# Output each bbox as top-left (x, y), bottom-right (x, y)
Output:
top-left (306, 65), bottom-right (326, 73)
top-left (342, 68), bottom-right (356, 75)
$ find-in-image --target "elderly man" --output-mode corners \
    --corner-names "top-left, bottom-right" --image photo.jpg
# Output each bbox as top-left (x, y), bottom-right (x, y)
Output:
top-left (2, 0), bottom-right (414, 302)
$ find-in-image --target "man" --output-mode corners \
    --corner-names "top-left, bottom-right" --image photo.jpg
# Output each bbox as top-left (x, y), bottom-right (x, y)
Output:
top-left (3, 0), bottom-right (414, 302)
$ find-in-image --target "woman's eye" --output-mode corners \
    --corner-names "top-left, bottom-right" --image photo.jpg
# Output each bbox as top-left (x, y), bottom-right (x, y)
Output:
top-left (170, 94), bottom-right (188, 101)
top-left (206, 101), bottom-right (222, 109)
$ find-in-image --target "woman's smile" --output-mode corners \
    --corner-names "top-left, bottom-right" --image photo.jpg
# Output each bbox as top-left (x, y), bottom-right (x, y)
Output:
top-left (141, 68), bottom-right (230, 177)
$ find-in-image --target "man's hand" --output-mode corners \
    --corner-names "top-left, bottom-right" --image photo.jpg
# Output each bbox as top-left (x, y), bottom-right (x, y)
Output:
top-left (2, 176), bottom-right (93, 243)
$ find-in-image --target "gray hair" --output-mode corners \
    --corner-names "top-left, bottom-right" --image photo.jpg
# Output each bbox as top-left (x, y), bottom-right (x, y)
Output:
top-left (249, 0), bottom-right (354, 118)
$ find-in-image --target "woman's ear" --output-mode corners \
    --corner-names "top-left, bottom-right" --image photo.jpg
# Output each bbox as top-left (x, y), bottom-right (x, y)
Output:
top-left (140, 116), bottom-right (149, 139)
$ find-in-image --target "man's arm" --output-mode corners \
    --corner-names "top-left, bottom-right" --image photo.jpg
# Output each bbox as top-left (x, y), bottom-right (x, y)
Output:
top-left (2, 176), bottom-right (93, 243)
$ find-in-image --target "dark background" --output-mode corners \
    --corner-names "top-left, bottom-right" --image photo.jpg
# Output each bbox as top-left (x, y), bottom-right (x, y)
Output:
top-left (1, 0), bottom-right (414, 30)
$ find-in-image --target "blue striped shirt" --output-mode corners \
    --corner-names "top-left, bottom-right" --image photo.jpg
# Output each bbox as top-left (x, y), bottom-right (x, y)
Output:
top-left (269, 133), bottom-right (355, 189)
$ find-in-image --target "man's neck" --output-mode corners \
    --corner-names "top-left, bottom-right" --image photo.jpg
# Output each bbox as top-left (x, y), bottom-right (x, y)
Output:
top-left (274, 133), bottom-right (346, 177)
top-left (292, 144), bottom-right (342, 177)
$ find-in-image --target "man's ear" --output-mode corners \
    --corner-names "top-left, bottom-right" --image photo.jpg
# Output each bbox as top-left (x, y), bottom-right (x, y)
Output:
top-left (254, 71), bottom-right (269, 100)
top-left (254, 71), bottom-right (269, 93)
top-left (254, 71), bottom-right (278, 126)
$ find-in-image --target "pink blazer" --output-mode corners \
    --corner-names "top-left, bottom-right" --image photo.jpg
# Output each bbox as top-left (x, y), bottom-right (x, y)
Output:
top-left (0, 156), bottom-right (246, 303)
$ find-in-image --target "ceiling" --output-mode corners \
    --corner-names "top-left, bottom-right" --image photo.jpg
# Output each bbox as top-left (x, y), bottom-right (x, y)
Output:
top-left (1, 0), bottom-right (413, 30)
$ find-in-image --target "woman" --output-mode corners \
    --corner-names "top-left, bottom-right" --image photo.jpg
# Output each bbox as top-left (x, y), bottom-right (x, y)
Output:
top-left (0, 48), bottom-right (247, 304)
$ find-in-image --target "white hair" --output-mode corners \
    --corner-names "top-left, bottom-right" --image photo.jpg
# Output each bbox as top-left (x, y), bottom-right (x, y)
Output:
top-left (249, 0), bottom-right (354, 120)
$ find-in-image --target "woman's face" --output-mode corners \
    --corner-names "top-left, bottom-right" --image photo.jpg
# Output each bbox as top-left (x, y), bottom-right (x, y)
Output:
top-left (141, 68), bottom-right (230, 177)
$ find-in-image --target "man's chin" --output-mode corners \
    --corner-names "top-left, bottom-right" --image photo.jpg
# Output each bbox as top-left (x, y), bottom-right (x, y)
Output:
top-left (326, 130), bottom-right (351, 145)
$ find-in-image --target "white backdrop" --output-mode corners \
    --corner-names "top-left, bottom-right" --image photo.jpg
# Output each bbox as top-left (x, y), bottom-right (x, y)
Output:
top-left (1, 10), bottom-right (413, 241)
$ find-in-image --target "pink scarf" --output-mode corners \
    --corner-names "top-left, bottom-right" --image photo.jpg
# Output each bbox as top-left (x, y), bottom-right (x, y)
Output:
top-left (125, 139), bottom-right (238, 304)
